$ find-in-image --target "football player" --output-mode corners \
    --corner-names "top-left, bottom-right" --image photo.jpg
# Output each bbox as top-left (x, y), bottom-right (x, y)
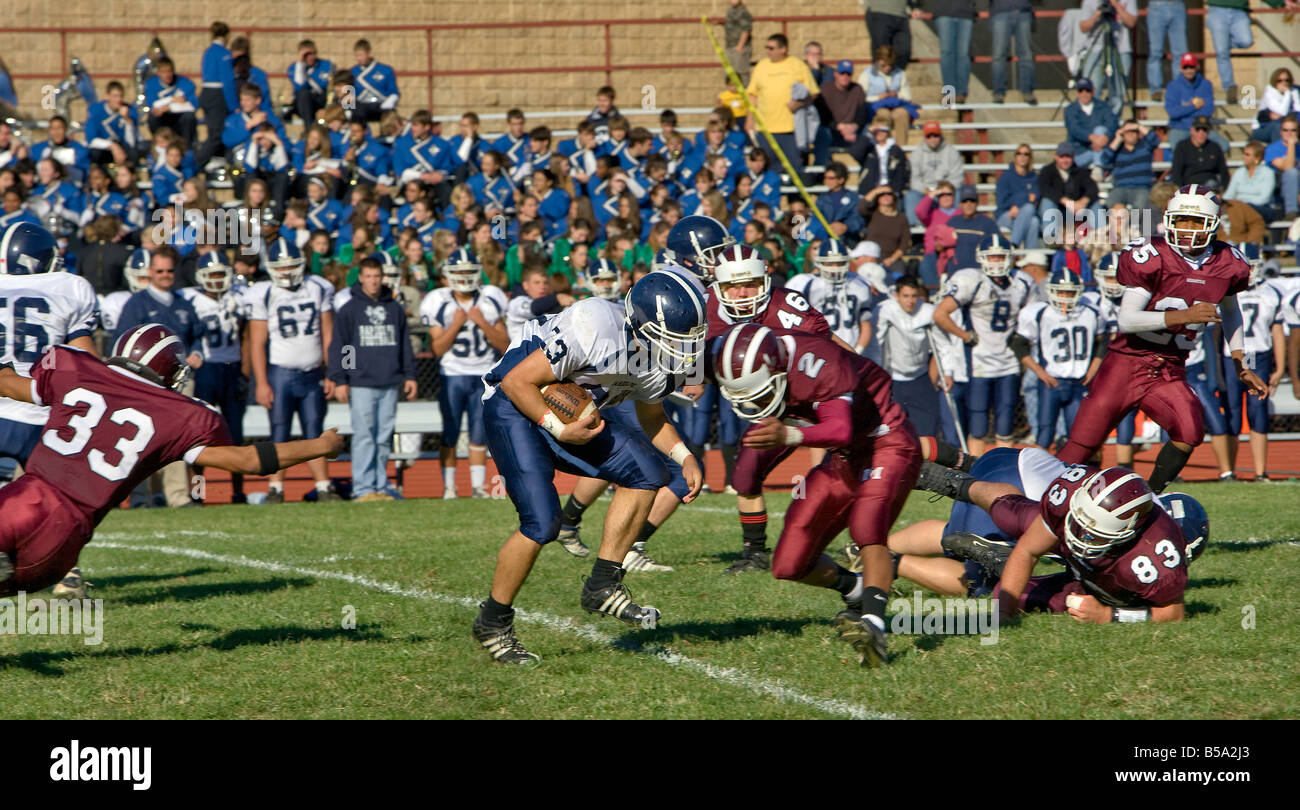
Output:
top-left (472, 272), bottom-right (706, 664)
top-left (714, 322), bottom-right (922, 666)
top-left (1221, 244), bottom-right (1285, 481)
top-left (0, 325), bottom-right (343, 596)
top-left (583, 257), bottom-right (622, 301)
top-left (1091, 252), bottom-right (1140, 468)
top-left (99, 248), bottom-right (150, 351)
top-left (421, 248), bottom-right (508, 499)
top-left (784, 239), bottom-right (874, 354)
top-left (1010, 268), bottom-right (1105, 452)
top-left (179, 250), bottom-right (251, 503)
top-left (0, 222), bottom-right (100, 597)
top-left (248, 237), bottom-right (342, 502)
top-left (932, 234), bottom-right (1033, 455)
top-left (917, 461), bottom-right (1191, 623)
top-left (504, 265), bottom-right (574, 344)
top-left (665, 214), bottom-right (735, 286)
top-left (895, 448), bottom-right (1208, 599)
top-left (1057, 185), bottom-right (1268, 493)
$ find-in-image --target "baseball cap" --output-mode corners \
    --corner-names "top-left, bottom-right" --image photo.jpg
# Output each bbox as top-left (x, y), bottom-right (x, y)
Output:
top-left (1192, 116), bottom-right (1212, 130)
top-left (1056, 141), bottom-right (1077, 156)
top-left (836, 60), bottom-right (853, 75)
top-left (1091, 125), bottom-right (1110, 137)
top-left (1180, 53), bottom-right (1198, 68)
top-left (849, 240), bottom-right (882, 260)
top-left (922, 121), bottom-right (942, 137)
top-left (959, 184), bottom-right (978, 202)
top-left (1017, 249), bottom-right (1051, 268)
top-left (1075, 78), bottom-right (1095, 93)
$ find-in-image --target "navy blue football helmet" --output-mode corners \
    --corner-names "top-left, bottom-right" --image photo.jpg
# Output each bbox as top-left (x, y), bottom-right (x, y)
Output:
top-left (625, 269), bottom-right (708, 374)
top-left (442, 247), bottom-right (482, 292)
top-left (266, 237), bottom-right (304, 288)
top-left (1096, 251), bottom-right (1124, 299)
top-left (814, 238), bottom-right (851, 286)
top-left (1046, 267), bottom-right (1084, 315)
top-left (652, 248), bottom-right (674, 273)
top-left (1157, 492), bottom-right (1209, 564)
top-left (586, 257), bottom-right (621, 301)
top-left (666, 215), bottom-right (735, 284)
top-left (368, 250), bottom-right (402, 288)
top-left (975, 233), bottom-right (1014, 278)
top-left (0, 221), bottom-right (62, 275)
top-left (196, 250), bottom-right (234, 294)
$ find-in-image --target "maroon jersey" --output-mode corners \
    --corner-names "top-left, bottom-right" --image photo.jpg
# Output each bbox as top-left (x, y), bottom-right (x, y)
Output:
top-left (1109, 237), bottom-right (1250, 363)
top-left (28, 346), bottom-right (232, 526)
top-left (707, 286), bottom-right (831, 341)
top-left (776, 330), bottom-right (911, 459)
top-left (1039, 464), bottom-right (1188, 607)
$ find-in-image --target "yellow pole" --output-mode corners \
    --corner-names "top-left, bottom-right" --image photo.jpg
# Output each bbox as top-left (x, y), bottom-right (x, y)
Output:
top-left (701, 16), bottom-right (833, 237)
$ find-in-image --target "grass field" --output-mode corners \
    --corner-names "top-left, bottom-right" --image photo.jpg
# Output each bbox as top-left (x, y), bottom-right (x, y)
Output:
top-left (1, 482), bottom-right (1297, 720)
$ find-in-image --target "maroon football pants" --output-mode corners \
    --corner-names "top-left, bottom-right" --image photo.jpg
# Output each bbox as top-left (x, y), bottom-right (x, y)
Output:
top-left (0, 476), bottom-right (93, 595)
top-left (1058, 351), bottom-right (1204, 464)
top-left (731, 445), bottom-right (794, 496)
top-left (772, 429), bottom-right (921, 581)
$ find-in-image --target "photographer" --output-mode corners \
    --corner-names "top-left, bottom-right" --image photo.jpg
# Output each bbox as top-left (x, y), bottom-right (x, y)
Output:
top-left (1077, 0), bottom-right (1137, 118)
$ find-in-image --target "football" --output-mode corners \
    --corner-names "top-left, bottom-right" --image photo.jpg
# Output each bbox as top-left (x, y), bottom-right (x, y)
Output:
top-left (541, 382), bottom-right (600, 425)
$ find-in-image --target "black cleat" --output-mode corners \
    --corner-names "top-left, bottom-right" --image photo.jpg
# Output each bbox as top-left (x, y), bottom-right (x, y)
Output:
top-left (317, 483), bottom-right (345, 502)
top-left (833, 613), bottom-right (889, 668)
top-left (941, 531), bottom-right (1014, 579)
top-left (725, 544), bottom-right (771, 574)
top-left (914, 461), bottom-right (974, 502)
top-left (580, 571), bottom-right (660, 628)
top-left (472, 605), bottom-right (540, 665)
top-left (264, 489), bottom-right (285, 504)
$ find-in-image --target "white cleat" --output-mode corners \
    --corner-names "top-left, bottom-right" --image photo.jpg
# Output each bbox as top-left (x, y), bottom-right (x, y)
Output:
top-left (443, 489), bottom-right (458, 500)
top-left (52, 567), bottom-right (88, 600)
top-left (622, 542), bottom-right (674, 573)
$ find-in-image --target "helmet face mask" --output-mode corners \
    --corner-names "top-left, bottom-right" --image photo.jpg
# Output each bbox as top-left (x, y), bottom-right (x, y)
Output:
top-left (125, 265), bottom-right (151, 293)
top-left (196, 261), bottom-right (233, 294)
top-left (442, 248), bottom-right (482, 293)
top-left (814, 239), bottom-right (850, 286)
top-left (268, 262), bottom-right (304, 289)
top-left (586, 259), bottom-right (620, 300)
top-left (625, 271), bottom-right (708, 375)
top-left (714, 323), bottom-right (790, 421)
top-left (1047, 270), bottom-right (1083, 315)
top-left (976, 234), bottom-right (1014, 279)
top-left (712, 245), bottom-right (770, 321)
top-left (1063, 469), bottom-right (1155, 560)
top-left (1164, 185), bottom-right (1221, 255)
top-left (1098, 253), bottom-right (1124, 298)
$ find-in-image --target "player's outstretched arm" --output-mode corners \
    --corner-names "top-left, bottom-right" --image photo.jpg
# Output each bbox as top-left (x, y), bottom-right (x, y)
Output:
top-left (1221, 295), bottom-right (1267, 398)
top-left (193, 428), bottom-right (346, 475)
top-left (997, 517), bottom-right (1057, 619)
top-left (0, 367), bottom-right (35, 403)
top-left (635, 400), bottom-right (702, 502)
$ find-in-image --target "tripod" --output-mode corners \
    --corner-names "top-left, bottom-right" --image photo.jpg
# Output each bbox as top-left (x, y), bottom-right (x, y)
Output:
top-left (1052, 12), bottom-right (1134, 123)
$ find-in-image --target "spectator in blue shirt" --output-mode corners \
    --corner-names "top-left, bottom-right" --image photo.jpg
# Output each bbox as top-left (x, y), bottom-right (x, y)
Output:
top-left (288, 39), bottom-right (333, 126)
top-left (85, 81), bottom-right (140, 168)
top-left (229, 38), bottom-right (273, 114)
top-left (197, 21), bottom-right (234, 167)
top-left (116, 246), bottom-right (204, 365)
top-left (351, 39), bottom-right (400, 125)
top-left (995, 144), bottom-right (1040, 248)
top-left (949, 184), bottom-right (1000, 268)
top-left (809, 162), bottom-right (864, 242)
top-left (1063, 79), bottom-right (1117, 152)
top-left (1265, 115), bottom-right (1300, 218)
top-left (1101, 121), bottom-right (1159, 211)
top-left (1165, 54), bottom-right (1218, 150)
top-left (145, 57), bottom-right (198, 149)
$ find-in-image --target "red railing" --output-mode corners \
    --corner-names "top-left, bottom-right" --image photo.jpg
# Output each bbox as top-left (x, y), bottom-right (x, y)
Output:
top-left (1, 8), bottom-right (1295, 114)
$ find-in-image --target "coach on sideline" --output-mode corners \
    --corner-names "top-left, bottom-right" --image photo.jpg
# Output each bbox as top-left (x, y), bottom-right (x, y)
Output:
top-left (327, 256), bottom-right (418, 502)
top-left (116, 245), bottom-right (205, 507)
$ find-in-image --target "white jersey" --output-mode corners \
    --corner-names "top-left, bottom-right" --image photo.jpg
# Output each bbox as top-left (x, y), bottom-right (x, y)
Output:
top-left (506, 295), bottom-right (546, 344)
top-left (874, 298), bottom-right (936, 381)
top-left (942, 268), bottom-right (1032, 378)
top-left (486, 297), bottom-right (673, 407)
top-left (1017, 301), bottom-right (1104, 380)
top-left (421, 285), bottom-right (508, 376)
top-left (1282, 287), bottom-right (1300, 331)
top-left (248, 275), bottom-right (334, 371)
top-left (1227, 283), bottom-right (1283, 356)
top-left (179, 286), bottom-right (247, 365)
top-left (784, 273), bottom-right (873, 348)
top-left (1016, 447), bottom-right (1069, 500)
top-left (333, 287), bottom-right (352, 312)
top-left (1014, 269), bottom-right (1047, 305)
top-left (99, 289), bottom-right (133, 334)
top-left (0, 271), bottom-right (99, 425)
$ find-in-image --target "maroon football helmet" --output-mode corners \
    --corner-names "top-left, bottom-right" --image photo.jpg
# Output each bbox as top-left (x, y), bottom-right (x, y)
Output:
top-left (712, 322), bottom-right (790, 420)
top-left (109, 323), bottom-right (189, 391)
top-left (1064, 467), bottom-right (1156, 559)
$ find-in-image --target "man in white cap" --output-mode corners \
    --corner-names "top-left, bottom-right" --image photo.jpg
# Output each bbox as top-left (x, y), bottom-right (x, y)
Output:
top-left (1015, 248), bottom-right (1051, 304)
top-left (850, 240), bottom-right (891, 364)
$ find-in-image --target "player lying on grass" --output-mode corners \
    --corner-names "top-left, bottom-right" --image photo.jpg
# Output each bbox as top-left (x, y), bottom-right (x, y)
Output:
top-left (915, 457), bottom-right (1200, 623)
top-left (890, 448), bottom-right (1207, 608)
top-left (713, 322), bottom-right (922, 667)
top-left (0, 324), bottom-right (344, 595)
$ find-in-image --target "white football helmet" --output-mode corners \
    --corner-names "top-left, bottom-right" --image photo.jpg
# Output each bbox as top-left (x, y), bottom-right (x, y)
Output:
top-left (1164, 184), bottom-right (1220, 255)
top-left (586, 257), bottom-right (621, 300)
top-left (125, 248), bottom-right (151, 293)
top-left (712, 244), bottom-right (770, 321)
top-left (1096, 252), bottom-right (1124, 299)
top-left (442, 247), bottom-right (483, 293)
top-left (1064, 468), bottom-right (1156, 560)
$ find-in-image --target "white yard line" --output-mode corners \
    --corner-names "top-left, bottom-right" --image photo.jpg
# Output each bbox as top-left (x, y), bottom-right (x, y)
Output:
top-left (91, 539), bottom-right (898, 720)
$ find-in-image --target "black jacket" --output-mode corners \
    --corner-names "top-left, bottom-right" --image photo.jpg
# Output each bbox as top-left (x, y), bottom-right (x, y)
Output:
top-left (851, 140), bottom-right (911, 197)
top-left (1170, 138), bottom-right (1229, 191)
top-left (1037, 163), bottom-right (1099, 206)
top-left (72, 240), bottom-right (131, 296)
